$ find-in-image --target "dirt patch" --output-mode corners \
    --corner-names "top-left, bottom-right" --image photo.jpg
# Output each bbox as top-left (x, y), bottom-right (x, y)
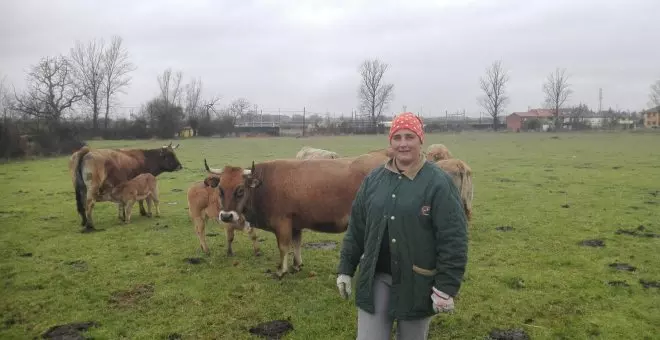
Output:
top-left (41, 215), bottom-right (57, 221)
top-left (153, 223), bottom-right (169, 231)
top-left (496, 178), bottom-right (516, 183)
top-left (248, 319), bottom-right (294, 338)
top-left (487, 328), bottom-right (530, 340)
top-left (639, 280), bottom-right (660, 289)
top-left (612, 166), bottom-right (623, 170)
top-left (184, 257), bottom-right (204, 265)
top-left (108, 283), bottom-right (154, 308)
top-left (579, 239), bottom-right (604, 247)
top-left (64, 260), bottom-right (88, 271)
top-left (302, 241), bottom-right (337, 250)
top-left (171, 188), bottom-right (183, 192)
top-left (560, 204), bottom-right (570, 208)
top-left (608, 263), bottom-right (636, 272)
top-left (41, 321), bottom-right (99, 339)
top-left (615, 225), bottom-right (659, 238)
top-left (495, 226), bottom-right (514, 232)
top-left (18, 252), bottom-right (33, 257)
top-left (145, 251), bottom-right (160, 256)
top-left (206, 232), bottom-right (220, 237)
top-left (607, 280), bottom-right (630, 287)
top-left (166, 333), bottom-right (182, 340)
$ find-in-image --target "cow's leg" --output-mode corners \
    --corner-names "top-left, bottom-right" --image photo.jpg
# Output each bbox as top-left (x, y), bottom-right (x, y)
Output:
top-left (225, 224), bottom-right (235, 257)
top-left (273, 219), bottom-right (293, 279)
top-left (247, 225), bottom-right (261, 257)
top-left (117, 203), bottom-right (125, 222)
top-left (152, 188), bottom-right (161, 217)
top-left (125, 200), bottom-right (134, 223)
top-left (83, 185), bottom-right (98, 232)
top-left (139, 200), bottom-right (147, 216)
top-left (145, 196), bottom-right (153, 217)
top-left (291, 229), bottom-right (303, 272)
top-left (192, 215), bottom-right (209, 255)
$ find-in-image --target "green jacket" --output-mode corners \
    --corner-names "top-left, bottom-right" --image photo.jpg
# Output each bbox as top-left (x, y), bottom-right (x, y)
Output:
top-left (337, 155), bottom-right (468, 320)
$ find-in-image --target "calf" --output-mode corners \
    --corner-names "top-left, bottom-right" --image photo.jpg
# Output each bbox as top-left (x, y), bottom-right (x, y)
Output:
top-left (435, 158), bottom-right (474, 222)
top-left (187, 175), bottom-right (261, 257)
top-left (426, 143), bottom-right (453, 161)
top-left (295, 146), bottom-right (339, 160)
top-left (108, 173), bottom-right (160, 224)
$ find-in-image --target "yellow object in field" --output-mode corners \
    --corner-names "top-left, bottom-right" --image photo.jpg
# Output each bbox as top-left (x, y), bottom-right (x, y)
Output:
top-left (179, 126), bottom-right (193, 138)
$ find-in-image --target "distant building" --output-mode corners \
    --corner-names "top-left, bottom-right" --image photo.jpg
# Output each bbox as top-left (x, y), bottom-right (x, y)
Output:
top-left (178, 126), bottom-right (194, 138)
top-left (643, 108), bottom-right (660, 128)
top-left (506, 109), bottom-right (554, 131)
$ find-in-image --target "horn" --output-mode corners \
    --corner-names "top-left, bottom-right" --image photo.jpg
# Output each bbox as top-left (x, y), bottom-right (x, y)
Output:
top-left (174, 143), bottom-right (180, 149)
top-left (243, 169), bottom-right (252, 176)
top-left (251, 161), bottom-right (255, 173)
top-left (204, 158), bottom-right (223, 175)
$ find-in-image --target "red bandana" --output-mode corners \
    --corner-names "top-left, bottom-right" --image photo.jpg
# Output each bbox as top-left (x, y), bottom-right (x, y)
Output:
top-left (389, 112), bottom-right (424, 143)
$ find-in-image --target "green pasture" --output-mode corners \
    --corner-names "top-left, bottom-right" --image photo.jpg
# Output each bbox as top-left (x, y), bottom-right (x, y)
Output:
top-left (0, 132), bottom-right (658, 339)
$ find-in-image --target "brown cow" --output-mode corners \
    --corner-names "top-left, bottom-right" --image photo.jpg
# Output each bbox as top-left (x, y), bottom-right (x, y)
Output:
top-left (203, 155), bottom-right (384, 279)
top-left (107, 173), bottom-right (160, 224)
top-left (426, 143), bottom-right (453, 161)
top-left (435, 158), bottom-right (474, 222)
top-left (69, 142), bottom-right (183, 233)
top-left (187, 175), bottom-right (261, 257)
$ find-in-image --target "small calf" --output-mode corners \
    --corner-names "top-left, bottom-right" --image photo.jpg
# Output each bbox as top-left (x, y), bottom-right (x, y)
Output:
top-left (109, 173), bottom-right (160, 223)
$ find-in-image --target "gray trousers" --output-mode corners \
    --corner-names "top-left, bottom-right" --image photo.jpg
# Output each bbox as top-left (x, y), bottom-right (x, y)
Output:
top-left (356, 273), bottom-right (433, 340)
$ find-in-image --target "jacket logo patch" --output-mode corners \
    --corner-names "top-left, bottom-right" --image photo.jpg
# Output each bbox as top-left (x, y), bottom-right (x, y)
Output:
top-left (421, 205), bottom-right (431, 216)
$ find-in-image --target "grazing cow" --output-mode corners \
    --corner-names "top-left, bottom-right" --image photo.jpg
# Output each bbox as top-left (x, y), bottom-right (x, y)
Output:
top-left (107, 173), bottom-right (160, 224)
top-left (203, 155), bottom-right (383, 279)
top-left (426, 143), bottom-right (453, 162)
top-left (186, 174), bottom-right (261, 257)
top-left (435, 159), bottom-right (474, 222)
top-left (68, 142), bottom-right (183, 232)
top-left (295, 146), bottom-right (339, 160)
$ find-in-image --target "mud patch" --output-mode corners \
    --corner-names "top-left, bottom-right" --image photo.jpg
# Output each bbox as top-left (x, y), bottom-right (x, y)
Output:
top-left (206, 232), bottom-right (220, 237)
top-left (639, 279), bottom-right (660, 289)
top-left (607, 280), bottom-right (630, 287)
top-left (171, 188), bottom-right (183, 192)
top-left (302, 241), bottom-right (337, 250)
top-left (145, 251), bottom-right (160, 256)
top-left (18, 252), bottom-right (33, 257)
top-left (166, 333), bottom-right (183, 340)
top-left (153, 223), bottom-right (169, 231)
top-left (487, 328), bottom-right (530, 340)
top-left (579, 239), bottom-right (605, 247)
top-left (608, 263), bottom-right (636, 272)
top-left (560, 204), bottom-right (570, 208)
top-left (612, 166), bottom-right (623, 170)
top-left (41, 321), bottom-right (99, 339)
top-left (615, 225), bottom-right (659, 238)
top-left (248, 319), bottom-right (294, 339)
top-left (495, 226), bottom-right (514, 232)
top-left (109, 283), bottom-right (154, 308)
top-left (64, 260), bottom-right (88, 271)
top-left (184, 257), bottom-right (204, 265)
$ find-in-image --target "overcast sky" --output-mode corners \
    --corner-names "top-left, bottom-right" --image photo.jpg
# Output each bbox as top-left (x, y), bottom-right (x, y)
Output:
top-left (1, 0), bottom-right (659, 118)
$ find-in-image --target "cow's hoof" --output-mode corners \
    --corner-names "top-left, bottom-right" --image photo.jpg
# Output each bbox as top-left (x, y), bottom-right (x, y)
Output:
top-left (226, 251), bottom-right (235, 257)
top-left (271, 272), bottom-right (286, 280)
top-left (80, 226), bottom-right (96, 234)
top-left (292, 264), bottom-right (303, 273)
top-left (254, 250), bottom-right (262, 257)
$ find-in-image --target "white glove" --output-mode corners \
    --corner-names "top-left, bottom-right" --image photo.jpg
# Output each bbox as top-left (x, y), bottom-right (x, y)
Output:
top-left (431, 287), bottom-right (455, 313)
top-left (337, 274), bottom-right (352, 299)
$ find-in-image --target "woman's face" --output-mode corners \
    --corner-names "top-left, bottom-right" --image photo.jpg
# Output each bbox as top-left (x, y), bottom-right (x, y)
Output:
top-left (390, 128), bottom-right (422, 164)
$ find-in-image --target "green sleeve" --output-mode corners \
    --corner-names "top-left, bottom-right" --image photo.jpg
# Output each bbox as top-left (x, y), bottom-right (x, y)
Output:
top-left (337, 175), bottom-right (369, 276)
top-left (430, 174), bottom-right (469, 297)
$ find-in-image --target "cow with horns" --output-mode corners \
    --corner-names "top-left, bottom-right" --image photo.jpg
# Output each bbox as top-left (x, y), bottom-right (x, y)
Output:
top-left (69, 142), bottom-right (183, 232)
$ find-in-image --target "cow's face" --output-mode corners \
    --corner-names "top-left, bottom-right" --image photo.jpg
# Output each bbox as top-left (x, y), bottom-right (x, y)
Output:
top-left (204, 160), bottom-right (260, 223)
top-left (158, 143), bottom-right (183, 172)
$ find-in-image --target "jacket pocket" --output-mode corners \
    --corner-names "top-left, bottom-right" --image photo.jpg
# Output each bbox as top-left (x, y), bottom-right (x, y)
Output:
top-left (410, 264), bottom-right (436, 314)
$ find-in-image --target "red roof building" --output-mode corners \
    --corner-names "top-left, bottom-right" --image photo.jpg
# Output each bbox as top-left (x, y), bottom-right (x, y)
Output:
top-left (506, 109), bottom-right (555, 131)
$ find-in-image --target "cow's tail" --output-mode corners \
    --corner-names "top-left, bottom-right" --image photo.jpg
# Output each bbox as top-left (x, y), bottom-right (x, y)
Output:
top-left (74, 146), bottom-right (91, 222)
top-left (458, 162), bottom-right (473, 222)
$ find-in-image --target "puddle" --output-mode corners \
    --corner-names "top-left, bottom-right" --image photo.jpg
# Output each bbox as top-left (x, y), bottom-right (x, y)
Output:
top-left (41, 321), bottom-right (99, 339)
top-left (249, 319), bottom-right (294, 338)
top-left (302, 241), bottom-right (337, 250)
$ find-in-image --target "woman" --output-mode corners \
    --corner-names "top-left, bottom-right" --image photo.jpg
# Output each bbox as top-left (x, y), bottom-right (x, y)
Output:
top-left (336, 112), bottom-right (468, 340)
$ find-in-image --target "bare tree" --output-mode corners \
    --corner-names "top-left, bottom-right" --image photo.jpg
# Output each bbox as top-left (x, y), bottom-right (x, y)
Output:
top-left (71, 39), bottom-right (106, 133)
top-left (226, 98), bottom-right (250, 125)
top-left (358, 59), bottom-right (394, 127)
top-left (13, 56), bottom-right (83, 126)
top-left (158, 68), bottom-right (183, 107)
top-left (184, 77), bottom-right (203, 118)
top-left (478, 60), bottom-right (509, 130)
top-left (649, 79), bottom-right (660, 109)
top-left (543, 68), bottom-right (573, 130)
top-left (102, 35), bottom-right (135, 130)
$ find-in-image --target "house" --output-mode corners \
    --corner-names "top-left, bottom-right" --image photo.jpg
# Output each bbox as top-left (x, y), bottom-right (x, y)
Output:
top-left (178, 126), bottom-right (194, 138)
top-left (643, 108), bottom-right (660, 128)
top-left (506, 109), bottom-right (555, 131)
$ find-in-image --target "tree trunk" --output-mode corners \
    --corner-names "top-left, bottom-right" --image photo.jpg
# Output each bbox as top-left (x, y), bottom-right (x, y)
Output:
top-left (105, 92), bottom-right (110, 131)
top-left (492, 115), bottom-right (499, 131)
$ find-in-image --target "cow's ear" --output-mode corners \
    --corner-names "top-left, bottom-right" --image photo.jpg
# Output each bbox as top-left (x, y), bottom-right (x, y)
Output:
top-left (204, 177), bottom-right (220, 188)
top-left (246, 177), bottom-right (261, 188)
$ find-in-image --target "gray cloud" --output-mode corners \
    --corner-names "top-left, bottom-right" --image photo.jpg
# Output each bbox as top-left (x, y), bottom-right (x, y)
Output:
top-left (1, 0), bottom-right (658, 118)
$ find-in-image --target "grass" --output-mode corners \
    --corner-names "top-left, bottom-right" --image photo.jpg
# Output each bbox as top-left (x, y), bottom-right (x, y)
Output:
top-left (1, 131), bottom-right (659, 339)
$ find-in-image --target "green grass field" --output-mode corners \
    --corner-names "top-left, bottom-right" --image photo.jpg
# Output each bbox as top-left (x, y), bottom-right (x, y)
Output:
top-left (1, 132), bottom-right (659, 340)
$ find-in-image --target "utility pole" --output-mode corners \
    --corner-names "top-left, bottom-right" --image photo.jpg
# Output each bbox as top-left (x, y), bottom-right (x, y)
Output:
top-left (302, 106), bottom-right (306, 137)
top-left (598, 88), bottom-right (603, 115)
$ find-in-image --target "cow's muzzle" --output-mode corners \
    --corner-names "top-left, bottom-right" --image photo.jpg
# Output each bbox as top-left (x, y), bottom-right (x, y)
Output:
top-left (219, 210), bottom-right (239, 223)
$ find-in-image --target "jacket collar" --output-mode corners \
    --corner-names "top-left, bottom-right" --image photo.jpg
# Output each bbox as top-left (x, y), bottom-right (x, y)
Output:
top-left (384, 152), bottom-right (426, 180)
